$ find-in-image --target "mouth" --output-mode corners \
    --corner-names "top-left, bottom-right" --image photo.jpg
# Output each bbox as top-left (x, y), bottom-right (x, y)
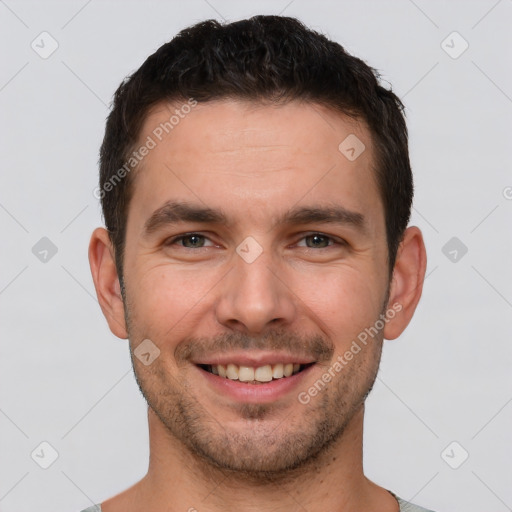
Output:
top-left (197, 362), bottom-right (315, 384)
top-left (192, 352), bottom-right (318, 403)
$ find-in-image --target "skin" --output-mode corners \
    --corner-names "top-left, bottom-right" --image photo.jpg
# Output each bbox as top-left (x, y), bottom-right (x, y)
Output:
top-left (89, 99), bottom-right (427, 512)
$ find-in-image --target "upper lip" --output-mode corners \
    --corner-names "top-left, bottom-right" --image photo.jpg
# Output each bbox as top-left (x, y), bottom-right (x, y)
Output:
top-left (192, 351), bottom-right (316, 367)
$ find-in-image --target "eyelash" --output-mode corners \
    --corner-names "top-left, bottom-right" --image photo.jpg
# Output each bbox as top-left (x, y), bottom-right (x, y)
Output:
top-left (165, 232), bottom-right (344, 249)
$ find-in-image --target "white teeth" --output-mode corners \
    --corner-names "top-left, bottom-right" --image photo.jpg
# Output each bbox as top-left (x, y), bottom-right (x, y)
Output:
top-left (238, 366), bottom-right (255, 382)
top-left (254, 365), bottom-right (273, 382)
top-left (272, 363), bottom-right (284, 379)
top-left (207, 362), bottom-right (306, 382)
top-left (226, 363), bottom-right (239, 380)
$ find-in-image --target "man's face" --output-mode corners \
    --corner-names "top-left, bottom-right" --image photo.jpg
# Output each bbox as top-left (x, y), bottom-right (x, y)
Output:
top-left (121, 100), bottom-right (390, 476)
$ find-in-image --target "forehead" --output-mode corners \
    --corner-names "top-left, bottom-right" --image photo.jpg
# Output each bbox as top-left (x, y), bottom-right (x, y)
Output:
top-left (128, 99), bottom-right (381, 228)
top-left (140, 99), bottom-right (371, 163)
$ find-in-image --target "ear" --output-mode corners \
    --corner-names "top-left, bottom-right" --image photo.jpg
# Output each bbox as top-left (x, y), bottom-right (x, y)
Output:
top-left (88, 227), bottom-right (128, 339)
top-left (383, 226), bottom-right (427, 340)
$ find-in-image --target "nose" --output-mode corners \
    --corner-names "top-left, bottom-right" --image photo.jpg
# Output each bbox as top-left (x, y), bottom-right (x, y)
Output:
top-left (215, 250), bottom-right (297, 335)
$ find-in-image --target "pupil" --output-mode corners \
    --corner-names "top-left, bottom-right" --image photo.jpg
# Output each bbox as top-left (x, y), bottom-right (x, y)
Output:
top-left (308, 235), bottom-right (327, 248)
top-left (185, 235), bottom-right (203, 247)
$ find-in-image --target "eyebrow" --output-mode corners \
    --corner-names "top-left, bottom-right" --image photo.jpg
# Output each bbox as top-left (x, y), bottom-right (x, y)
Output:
top-left (144, 201), bottom-right (229, 235)
top-left (143, 201), bottom-right (366, 235)
top-left (274, 205), bottom-right (365, 231)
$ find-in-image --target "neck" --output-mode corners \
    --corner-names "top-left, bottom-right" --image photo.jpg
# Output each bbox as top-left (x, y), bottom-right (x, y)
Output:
top-left (105, 405), bottom-right (399, 512)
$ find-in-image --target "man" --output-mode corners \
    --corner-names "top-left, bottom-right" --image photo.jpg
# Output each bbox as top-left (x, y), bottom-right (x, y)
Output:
top-left (86, 15), bottom-right (431, 512)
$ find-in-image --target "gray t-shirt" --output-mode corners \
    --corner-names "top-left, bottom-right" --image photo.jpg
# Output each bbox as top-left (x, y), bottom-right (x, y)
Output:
top-left (79, 494), bottom-right (435, 511)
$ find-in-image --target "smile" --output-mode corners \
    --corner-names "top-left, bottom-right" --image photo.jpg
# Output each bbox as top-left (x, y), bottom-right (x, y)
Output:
top-left (198, 363), bottom-right (313, 384)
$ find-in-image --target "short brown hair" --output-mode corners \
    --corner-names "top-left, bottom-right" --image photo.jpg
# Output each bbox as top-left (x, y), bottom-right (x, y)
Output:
top-left (99, 15), bottom-right (413, 278)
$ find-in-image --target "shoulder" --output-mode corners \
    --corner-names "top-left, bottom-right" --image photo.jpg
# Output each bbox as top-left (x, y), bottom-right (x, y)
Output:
top-left (396, 495), bottom-right (437, 512)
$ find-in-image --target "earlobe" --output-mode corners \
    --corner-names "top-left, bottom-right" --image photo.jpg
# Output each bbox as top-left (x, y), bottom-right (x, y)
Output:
top-left (88, 227), bottom-right (128, 339)
top-left (383, 226), bottom-right (427, 340)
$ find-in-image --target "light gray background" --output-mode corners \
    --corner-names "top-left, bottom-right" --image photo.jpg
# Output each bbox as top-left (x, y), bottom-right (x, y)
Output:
top-left (1, 1), bottom-right (511, 511)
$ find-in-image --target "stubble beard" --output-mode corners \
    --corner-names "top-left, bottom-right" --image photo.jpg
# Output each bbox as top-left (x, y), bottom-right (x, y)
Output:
top-left (124, 297), bottom-right (386, 483)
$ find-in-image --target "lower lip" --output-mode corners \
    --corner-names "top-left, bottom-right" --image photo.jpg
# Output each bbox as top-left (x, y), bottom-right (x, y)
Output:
top-left (196, 364), bottom-right (315, 404)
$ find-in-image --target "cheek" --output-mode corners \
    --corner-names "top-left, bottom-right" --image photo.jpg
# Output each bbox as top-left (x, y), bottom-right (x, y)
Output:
top-left (291, 266), bottom-right (385, 340)
top-left (124, 263), bottom-right (221, 337)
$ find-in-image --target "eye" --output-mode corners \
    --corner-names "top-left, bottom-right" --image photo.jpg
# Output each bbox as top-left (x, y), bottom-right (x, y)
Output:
top-left (167, 233), bottom-right (214, 249)
top-left (296, 233), bottom-right (337, 249)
